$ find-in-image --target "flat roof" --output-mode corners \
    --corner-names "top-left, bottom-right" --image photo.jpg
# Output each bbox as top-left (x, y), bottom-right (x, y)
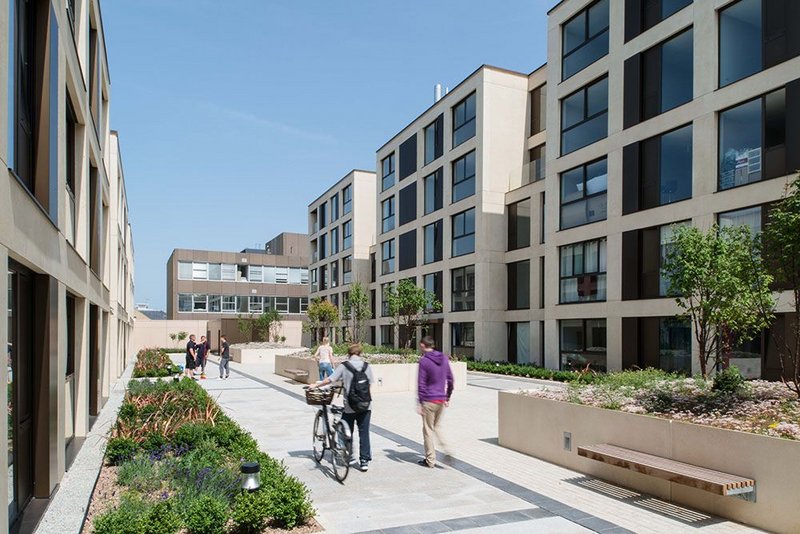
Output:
top-left (307, 168), bottom-right (376, 208)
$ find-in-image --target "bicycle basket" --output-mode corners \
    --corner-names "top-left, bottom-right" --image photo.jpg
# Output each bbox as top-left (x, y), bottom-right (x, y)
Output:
top-left (305, 388), bottom-right (334, 406)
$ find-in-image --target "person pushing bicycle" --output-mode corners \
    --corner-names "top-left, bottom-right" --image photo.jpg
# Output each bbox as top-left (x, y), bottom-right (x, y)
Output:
top-left (309, 343), bottom-right (374, 472)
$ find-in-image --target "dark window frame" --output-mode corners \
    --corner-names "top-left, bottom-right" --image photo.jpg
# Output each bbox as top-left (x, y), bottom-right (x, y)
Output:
top-left (530, 84), bottom-right (547, 135)
top-left (559, 157), bottom-right (608, 230)
top-left (398, 229), bottom-right (417, 271)
top-left (424, 168), bottom-right (443, 214)
top-left (559, 237), bottom-right (608, 303)
top-left (452, 208), bottom-right (476, 257)
top-left (508, 198), bottom-right (532, 251)
top-left (399, 182), bottom-right (417, 226)
top-left (423, 271), bottom-right (443, 310)
top-left (381, 239), bottom-right (395, 275)
top-left (342, 219), bottom-right (353, 250)
top-left (559, 318), bottom-right (608, 371)
top-left (452, 92), bottom-right (477, 148)
top-left (560, 75), bottom-right (609, 155)
top-left (424, 114), bottom-right (444, 165)
top-left (381, 153), bottom-right (396, 191)
top-left (342, 184), bottom-right (353, 214)
top-left (507, 260), bottom-right (531, 310)
top-left (381, 196), bottom-right (396, 233)
top-left (452, 150), bottom-right (476, 204)
top-left (451, 265), bottom-right (476, 312)
top-left (424, 219), bottom-right (443, 264)
top-left (561, 0), bottom-right (610, 80)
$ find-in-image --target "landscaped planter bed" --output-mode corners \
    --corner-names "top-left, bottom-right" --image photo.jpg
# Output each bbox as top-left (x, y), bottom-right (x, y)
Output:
top-left (84, 378), bottom-right (317, 533)
top-left (274, 352), bottom-right (468, 392)
top-left (498, 373), bottom-right (800, 533)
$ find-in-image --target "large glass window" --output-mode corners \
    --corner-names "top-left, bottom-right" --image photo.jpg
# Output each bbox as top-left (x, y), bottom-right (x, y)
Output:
top-left (719, 205), bottom-right (762, 234)
top-left (248, 265), bottom-right (263, 283)
top-left (381, 283), bottom-right (393, 317)
top-left (453, 93), bottom-right (476, 147)
top-left (381, 239), bottom-right (395, 275)
top-left (209, 295), bottom-right (221, 313)
top-left (642, 29), bottom-right (693, 120)
top-left (529, 144), bottom-right (546, 183)
top-left (330, 193), bottom-right (339, 222)
top-left (343, 255), bottom-right (352, 285)
top-left (424, 114), bottom-right (443, 164)
top-left (381, 196), bottom-right (395, 233)
top-left (639, 0), bottom-right (693, 33)
top-left (424, 220), bottom-right (443, 264)
top-left (451, 265), bottom-right (475, 311)
top-left (508, 199), bottom-right (531, 250)
top-left (248, 296), bottom-right (263, 314)
top-left (452, 151), bottom-right (476, 203)
top-left (222, 263), bottom-right (236, 281)
top-left (192, 262), bottom-right (208, 280)
top-left (508, 260), bottom-right (531, 310)
top-left (719, 0), bottom-right (761, 87)
top-left (382, 153), bottom-right (396, 191)
top-left (451, 322), bottom-right (475, 358)
top-left (331, 261), bottom-right (339, 288)
top-left (178, 294), bottom-right (192, 312)
top-left (222, 296), bottom-right (236, 313)
top-left (424, 169), bottom-right (443, 214)
top-left (560, 238), bottom-right (607, 303)
top-left (193, 294), bottom-right (208, 312)
top-left (530, 84), bottom-right (547, 135)
top-left (178, 261), bottom-right (192, 280)
top-left (319, 202), bottom-right (327, 229)
top-left (208, 263), bottom-right (222, 281)
top-left (560, 158), bottom-right (608, 229)
top-left (560, 319), bottom-right (607, 371)
top-left (342, 220), bottom-right (353, 250)
top-left (658, 223), bottom-right (688, 296)
top-left (452, 208), bottom-right (476, 257)
top-left (561, 76), bottom-right (608, 155)
top-left (562, 0), bottom-right (609, 80)
top-left (719, 88), bottom-right (786, 190)
top-left (423, 271), bottom-right (443, 309)
top-left (330, 227), bottom-right (340, 255)
top-left (659, 317), bottom-right (691, 373)
top-left (342, 184), bottom-right (353, 214)
top-left (319, 233), bottom-right (327, 260)
top-left (508, 322), bottom-right (532, 364)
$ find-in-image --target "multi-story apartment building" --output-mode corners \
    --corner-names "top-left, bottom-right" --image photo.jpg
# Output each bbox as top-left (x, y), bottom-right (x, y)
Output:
top-left (308, 170), bottom-right (376, 336)
top-left (306, 0), bottom-right (799, 380)
top-left (372, 66), bottom-right (530, 356)
top-left (166, 232), bottom-right (310, 321)
top-left (1, 0), bottom-right (135, 529)
top-left (543, 0), bottom-right (799, 378)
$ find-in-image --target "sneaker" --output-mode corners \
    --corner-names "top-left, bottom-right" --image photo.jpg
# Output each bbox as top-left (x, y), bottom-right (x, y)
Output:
top-left (360, 461), bottom-right (369, 472)
top-left (200, 374), bottom-right (206, 380)
top-left (417, 459), bottom-right (433, 468)
top-left (225, 375), bottom-right (230, 379)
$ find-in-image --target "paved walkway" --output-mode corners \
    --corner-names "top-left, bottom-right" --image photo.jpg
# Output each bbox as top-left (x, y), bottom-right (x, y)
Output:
top-left (199, 360), bottom-right (762, 534)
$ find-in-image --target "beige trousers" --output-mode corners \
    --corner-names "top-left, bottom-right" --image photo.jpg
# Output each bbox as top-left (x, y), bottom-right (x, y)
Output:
top-left (421, 401), bottom-right (447, 466)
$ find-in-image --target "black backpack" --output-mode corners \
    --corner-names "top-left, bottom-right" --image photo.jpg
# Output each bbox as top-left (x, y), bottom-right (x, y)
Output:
top-left (342, 361), bottom-right (372, 413)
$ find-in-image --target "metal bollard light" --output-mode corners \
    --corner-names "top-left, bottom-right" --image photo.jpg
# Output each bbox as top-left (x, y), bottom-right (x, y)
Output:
top-left (240, 462), bottom-right (261, 492)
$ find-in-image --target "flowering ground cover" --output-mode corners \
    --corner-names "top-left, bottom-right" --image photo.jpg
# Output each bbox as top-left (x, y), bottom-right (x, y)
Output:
top-left (524, 368), bottom-right (800, 440)
top-left (291, 344), bottom-right (420, 364)
top-left (86, 379), bottom-right (316, 533)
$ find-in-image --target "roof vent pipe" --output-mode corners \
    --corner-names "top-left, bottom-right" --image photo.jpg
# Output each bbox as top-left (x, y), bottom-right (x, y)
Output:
top-left (434, 83), bottom-right (442, 103)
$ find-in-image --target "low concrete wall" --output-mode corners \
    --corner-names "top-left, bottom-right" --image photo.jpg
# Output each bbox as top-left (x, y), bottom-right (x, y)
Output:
top-left (230, 347), bottom-right (303, 371)
top-left (132, 320), bottom-right (209, 351)
top-left (274, 354), bottom-right (468, 392)
top-left (498, 393), bottom-right (800, 533)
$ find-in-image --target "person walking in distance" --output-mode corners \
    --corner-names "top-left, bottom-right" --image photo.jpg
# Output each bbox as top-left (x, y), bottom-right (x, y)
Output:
top-left (219, 335), bottom-right (231, 379)
top-left (196, 336), bottom-right (208, 379)
top-left (309, 343), bottom-right (374, 472)
top-left (313, 336), bottom-right (335, 381)
top-left (185, 334), bottom-right (197, 379)
top-left (416, 336), bottom-right (454, 468)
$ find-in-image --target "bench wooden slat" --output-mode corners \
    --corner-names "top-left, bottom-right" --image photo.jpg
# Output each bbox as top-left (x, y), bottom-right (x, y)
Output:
top-left (578, 444), bottom-right (754, 496)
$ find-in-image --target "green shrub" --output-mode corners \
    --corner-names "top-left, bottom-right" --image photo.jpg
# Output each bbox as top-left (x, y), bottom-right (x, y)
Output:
top-left (117, 402), bottom-right (138, 422)
top-left (596, 368), bottom-right (679, 389)
top-left (117, 454), bottom-right (160, 493)
top-left (230, 490), bottom-right (271, 534)
top-left (466, 361), bottom-right (593, 383)
top-left (144, 499), bottom-right (182, 534)
top-left (106, 437), bottom-right (137, 465)
top-left (208, 419), bottom-right (249, 449)
top-left (184, 495), bottom-right (229, 534)
top-left (172, 422), bottom-right (212, 449)
top-left (713, 365), bottom-right (746, 394)
top-left (143, 431), bottom-right (169, 452)
top-left (179, 438), bottom-right (226, 473)
top-left (92, 493), bottom-right (149, 534)
top-left (265, 475), bottom-right (314, 529)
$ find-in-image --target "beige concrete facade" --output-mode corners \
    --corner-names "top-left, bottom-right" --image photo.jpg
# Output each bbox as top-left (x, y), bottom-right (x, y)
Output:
top-left (304, 0), bottom-right (798, 376)
top-left (166, 232), bottom-right (309, 323)
top-left (307, 169), bottom-right (376, 340)
top-left (1, 0), bottom-right (134, 528)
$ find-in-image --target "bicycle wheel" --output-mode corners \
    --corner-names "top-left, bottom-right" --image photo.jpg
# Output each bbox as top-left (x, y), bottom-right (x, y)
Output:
top-left (331, 421), bottom-right (352, 482)
top-left (312, 410), bottom-right (326, 463)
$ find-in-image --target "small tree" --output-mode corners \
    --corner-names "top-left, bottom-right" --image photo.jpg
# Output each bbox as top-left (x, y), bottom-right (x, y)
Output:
top-left (254, 309), bottom-right (282, 343)
top-left (385, 279), bottom-right (442, 348)
top-left (762, 174), bottom-right (800, 396)
top-left (169, 331), bottom-right (188, 348)
top-left (341, 281), bottom-right (372, 343)
top-left (236, 315), bottom-right (255, 340)
top-left (663, 224), bottom-right (775, 378)
top-left (305, 298), bottom-right (340, 343)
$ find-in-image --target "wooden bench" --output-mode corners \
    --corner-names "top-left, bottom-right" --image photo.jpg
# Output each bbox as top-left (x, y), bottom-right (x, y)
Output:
top-left (578, 444), bottom-right (755, 500)
top-left (284, 368), bottom-right (310, 380)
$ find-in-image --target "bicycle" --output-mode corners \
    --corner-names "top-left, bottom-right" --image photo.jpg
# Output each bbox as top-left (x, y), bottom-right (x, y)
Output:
top-left (304, 385), bottom-right (352, 482)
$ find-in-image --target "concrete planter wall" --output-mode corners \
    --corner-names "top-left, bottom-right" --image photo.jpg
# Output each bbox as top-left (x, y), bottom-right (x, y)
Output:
top-left (498, 393), bottom-right (800, 533)
top-left (230, 347), bottom-right (302, 371)
top-left (274, 354), bottom-right (468, 393)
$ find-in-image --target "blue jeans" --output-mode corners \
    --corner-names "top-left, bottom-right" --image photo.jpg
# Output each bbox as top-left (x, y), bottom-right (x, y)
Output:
top-left (319, 362), bottom-right (334, 381)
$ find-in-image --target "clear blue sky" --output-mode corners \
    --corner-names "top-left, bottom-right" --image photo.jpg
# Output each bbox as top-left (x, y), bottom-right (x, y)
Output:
top-left (102, 0), bottom-right (550, 310)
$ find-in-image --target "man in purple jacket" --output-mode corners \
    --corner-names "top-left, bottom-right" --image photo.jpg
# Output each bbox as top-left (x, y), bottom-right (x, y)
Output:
top-left (416, 336), bottom-right (454, 468)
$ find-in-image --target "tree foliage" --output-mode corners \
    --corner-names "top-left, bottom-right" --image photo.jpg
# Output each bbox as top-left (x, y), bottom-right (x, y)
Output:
top-left (341, 281), bottom-right (372, 343)
top-left (254, 309), bottom-right (282, 342)
top-left (385, 279), bottom-right (442, 348)
top-left (662, 223), bottom-right (775, 378)
top-left (762, 174), bottom-right (800, 396)
top-left (304, 298), bottom-right (340, 343)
